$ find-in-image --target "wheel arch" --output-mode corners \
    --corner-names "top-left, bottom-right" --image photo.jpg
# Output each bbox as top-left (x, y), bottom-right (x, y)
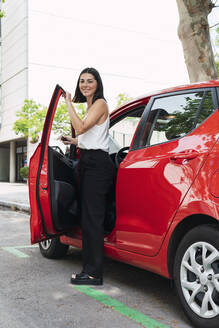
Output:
top-left (167, 214), bottom-right (218, 278)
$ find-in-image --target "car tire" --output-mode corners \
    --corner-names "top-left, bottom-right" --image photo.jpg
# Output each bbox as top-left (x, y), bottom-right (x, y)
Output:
top-left (39, 237), bottom-right (69, 259)
top-left (174, 225), bottom-right (219, 328)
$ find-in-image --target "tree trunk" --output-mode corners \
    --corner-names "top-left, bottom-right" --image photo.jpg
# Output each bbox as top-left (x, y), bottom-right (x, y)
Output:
top-left (176, 0), bottom-right (218, 82)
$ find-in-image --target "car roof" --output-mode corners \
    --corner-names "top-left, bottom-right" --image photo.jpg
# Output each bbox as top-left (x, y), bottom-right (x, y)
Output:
top-left (111, 80), bottom-right (219, 117)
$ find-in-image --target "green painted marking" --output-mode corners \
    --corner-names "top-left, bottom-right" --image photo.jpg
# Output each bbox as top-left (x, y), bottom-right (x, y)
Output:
top-left (1, 245), bottom-right (38, 258)
top-left (75, 286), bottom-right (169, 328)
top-left (2, 247), bottom-right (29, 258)
top-left (15, 245), bottom-right (38, 249)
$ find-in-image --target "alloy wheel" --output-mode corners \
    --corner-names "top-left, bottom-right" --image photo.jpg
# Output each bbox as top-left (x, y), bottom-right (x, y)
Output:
top-left (40, 239), bottom-right (52, 250)
top-left (180, 241), bottom-right (219, 319)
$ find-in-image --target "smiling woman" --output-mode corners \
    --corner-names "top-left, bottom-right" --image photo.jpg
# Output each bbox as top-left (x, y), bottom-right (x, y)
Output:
top-left (63, 68), bottom-right (114, 286)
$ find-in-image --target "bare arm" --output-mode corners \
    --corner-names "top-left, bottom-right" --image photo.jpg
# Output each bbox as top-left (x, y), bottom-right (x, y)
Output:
top-left (65, 92), bottom-right (108, 135)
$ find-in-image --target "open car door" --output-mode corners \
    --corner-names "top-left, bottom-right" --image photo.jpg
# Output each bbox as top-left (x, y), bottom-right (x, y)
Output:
top-left (29, 85), bottom-right (79, 244)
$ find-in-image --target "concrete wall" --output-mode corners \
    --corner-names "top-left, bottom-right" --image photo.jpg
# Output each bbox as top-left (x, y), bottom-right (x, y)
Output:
top-left (0, 0), bottom-right (28, 143)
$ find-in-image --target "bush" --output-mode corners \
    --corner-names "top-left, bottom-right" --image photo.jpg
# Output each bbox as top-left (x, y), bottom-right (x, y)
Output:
top-left (20, 166), bottom-right (29, 180)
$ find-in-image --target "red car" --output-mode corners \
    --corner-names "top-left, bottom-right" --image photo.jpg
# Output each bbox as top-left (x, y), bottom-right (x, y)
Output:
top-left (29, 82), bottom-right (219, 328)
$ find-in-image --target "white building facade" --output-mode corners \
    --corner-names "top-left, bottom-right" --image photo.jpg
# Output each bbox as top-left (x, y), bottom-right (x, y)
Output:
top-left (0, 0), bottom-right (67, 182)
top-left (0, 0), bottom-right (28, 182)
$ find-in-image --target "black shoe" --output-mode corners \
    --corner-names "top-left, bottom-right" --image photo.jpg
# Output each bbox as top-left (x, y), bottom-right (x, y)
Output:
top-left (70, 273), bottom-right (103, 285)
top-left (75, 271), bottom-right (86, 278)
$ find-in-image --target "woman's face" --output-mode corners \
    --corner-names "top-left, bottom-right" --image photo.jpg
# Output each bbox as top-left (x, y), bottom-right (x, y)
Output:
top-left (79, 73), bottom-right (98, 98)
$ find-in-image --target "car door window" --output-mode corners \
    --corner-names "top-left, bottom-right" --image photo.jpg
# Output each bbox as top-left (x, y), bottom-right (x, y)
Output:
top-left (109, 107), bottom-right (144, 153)
top-left (195, 91), bottom-right (215, 126)
top-left (48, 97), bottom-right (72, 155)
top-left (140, 90), bottom-right (215, 147)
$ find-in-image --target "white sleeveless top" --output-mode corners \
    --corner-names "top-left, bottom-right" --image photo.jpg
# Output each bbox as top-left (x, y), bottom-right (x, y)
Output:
top-left (78, 116), bottom-right (110, 152)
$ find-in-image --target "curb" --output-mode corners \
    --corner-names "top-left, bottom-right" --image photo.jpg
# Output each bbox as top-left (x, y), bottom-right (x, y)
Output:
top-left (0, 200), bottom-right (30, 214)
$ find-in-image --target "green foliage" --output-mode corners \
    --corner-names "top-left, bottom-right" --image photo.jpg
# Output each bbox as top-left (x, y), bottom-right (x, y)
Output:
top-left (216, 61), bottom-right (219, 75)
top-left (75, 103), bottom-right (86, 119)
top-left (14, 94), bottom-right (136, 142)
top-left (0, 0), bottom-right (5, 18)
top-left (20, 166), bottom-right (29, 180)
top-left (52, 102), bottom-right (71, 135)
top-left (116, 93), bottom-right (137, 122)
top-left (116, 93), bottom-right (133, 107)
top-left (13, 99), bottom-right (87, 141)
top-left (164, 95), bottom-right (202, 137)
top-left (216, 27), bottom-right (219, 46)
top-left (13, 99), bottom-right (47, 143)
top-left (52, 102), bottom-right (86, 135)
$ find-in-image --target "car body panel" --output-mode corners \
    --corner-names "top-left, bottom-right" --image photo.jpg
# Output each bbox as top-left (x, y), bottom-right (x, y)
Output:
top-left (29, 85), bottom-right (64, 243)
top-left (114, 94), bottom-right (219, 256)
top-left (29, 145), bottom-right (44, 244)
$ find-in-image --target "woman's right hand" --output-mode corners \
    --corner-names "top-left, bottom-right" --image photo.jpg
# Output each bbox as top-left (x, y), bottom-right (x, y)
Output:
top-left (64, 91), bottom-right (72, 105)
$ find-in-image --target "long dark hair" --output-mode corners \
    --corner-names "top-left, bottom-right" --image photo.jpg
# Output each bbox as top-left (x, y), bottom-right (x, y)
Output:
top-left (73, 67), bottom-right (106, 104)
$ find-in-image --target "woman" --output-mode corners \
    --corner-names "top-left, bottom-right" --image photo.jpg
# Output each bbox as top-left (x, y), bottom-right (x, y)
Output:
top-left (63, 67), bottom-right (113, 286)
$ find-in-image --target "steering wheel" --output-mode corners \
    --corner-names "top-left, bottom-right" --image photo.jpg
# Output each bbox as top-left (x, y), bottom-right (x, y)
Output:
top-left (115, 146), bottom-right (129, 169)
top-left (51, 146), bottom-right (64, 155)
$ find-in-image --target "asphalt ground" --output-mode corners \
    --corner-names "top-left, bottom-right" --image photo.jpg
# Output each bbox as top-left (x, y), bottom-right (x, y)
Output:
top-left (0, 207), bottom-right (193, 328)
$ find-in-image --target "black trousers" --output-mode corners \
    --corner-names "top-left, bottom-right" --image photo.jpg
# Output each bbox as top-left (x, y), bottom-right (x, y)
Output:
top-left (79, 149), bottom-right (114, 278)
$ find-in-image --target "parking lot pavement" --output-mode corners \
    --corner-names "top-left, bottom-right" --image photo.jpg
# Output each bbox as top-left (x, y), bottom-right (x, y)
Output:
top-left (0, 208), bottom-right (193, 328)
top-left (0, 182), bottom-right (29, 213)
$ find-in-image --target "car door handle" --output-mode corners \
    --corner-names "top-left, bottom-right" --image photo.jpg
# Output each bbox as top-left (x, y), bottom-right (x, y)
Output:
top-left (170, 150), bottom-right (200, 161)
